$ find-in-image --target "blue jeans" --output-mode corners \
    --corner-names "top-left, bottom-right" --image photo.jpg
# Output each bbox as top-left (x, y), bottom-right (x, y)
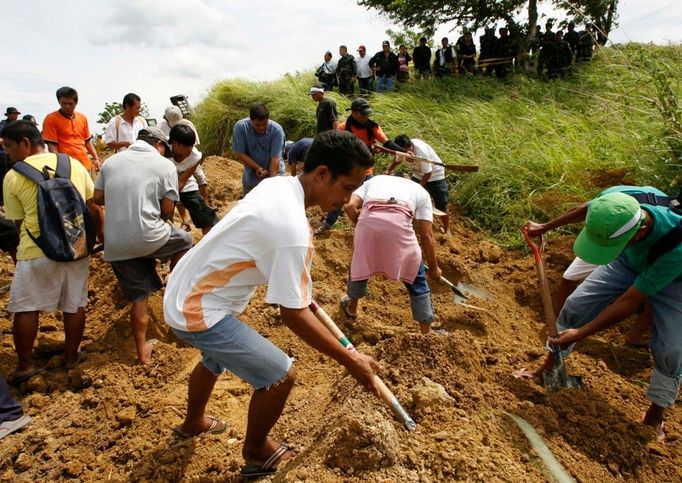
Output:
top-left (172, 314), bottom-right (293, 390)
top-left (557, 256), bottom-right (682, 407)
top-left (347, 262), bottom-right (434, 324)
top-left (375, 75), bottom-right (395, 93)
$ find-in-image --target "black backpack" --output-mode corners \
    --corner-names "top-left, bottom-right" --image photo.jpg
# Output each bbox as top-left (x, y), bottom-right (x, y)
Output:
top-left (628, 191), bottom-right (682, 264)
top-left (12, 153), bottom-right (96, 261)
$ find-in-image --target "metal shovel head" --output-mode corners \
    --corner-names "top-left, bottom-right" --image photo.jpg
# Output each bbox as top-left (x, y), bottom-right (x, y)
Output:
top-left (455, 281), bottom-right (492, 301)
top-left (543, 346), bottom-right (583, 392)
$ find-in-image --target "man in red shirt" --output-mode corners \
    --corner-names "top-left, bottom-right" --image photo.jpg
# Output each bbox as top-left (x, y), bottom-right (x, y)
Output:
top-left (42, 87), bottom-right (100, 172)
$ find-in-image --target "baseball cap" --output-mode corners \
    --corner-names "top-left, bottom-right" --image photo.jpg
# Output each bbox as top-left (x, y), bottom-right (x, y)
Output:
top-left (309, 86), bottom-right (325, 95)
top-left (138, 127), bottom-right (172, 157)
top-left (357, 45), bottom-right (366, 51)
top-left (4, 107), bottom-right (20, 116)
top-left (164, 105), bottom-right (183, 127)
top-left (382, 40), bottom-right (390, 46)
top-left (349, 98), bottom-right (372, 115)
top-left (573, 192), bottom-right (643, 265)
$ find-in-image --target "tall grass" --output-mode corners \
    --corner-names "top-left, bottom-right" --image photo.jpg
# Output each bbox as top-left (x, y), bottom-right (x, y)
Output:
top-left (194, 43), bottom-right (681, 244)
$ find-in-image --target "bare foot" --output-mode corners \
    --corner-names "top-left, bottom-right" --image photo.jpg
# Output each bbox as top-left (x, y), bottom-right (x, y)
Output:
top-left (65, 350), bottom-right (87, 369)
top-left (139, 339), bottom-right (159, 364)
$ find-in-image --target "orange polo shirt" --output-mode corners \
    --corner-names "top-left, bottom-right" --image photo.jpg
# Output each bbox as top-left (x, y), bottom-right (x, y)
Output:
top-left (42, 110), bottom-right (93, 170)
top-left (338, 120), bottom-right (388, 176)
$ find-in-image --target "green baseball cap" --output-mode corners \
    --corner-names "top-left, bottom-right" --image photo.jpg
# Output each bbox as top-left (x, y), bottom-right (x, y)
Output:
top-left (573, 192), bottom-right (643, 265)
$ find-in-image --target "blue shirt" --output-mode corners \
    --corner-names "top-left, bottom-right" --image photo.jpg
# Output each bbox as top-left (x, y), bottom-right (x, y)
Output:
top-left (287, 138), bottom-right (313, 165)
top-left (232, 118), bottom-right (285, 189)
top-left (597, 185), bottom-right (682, 295)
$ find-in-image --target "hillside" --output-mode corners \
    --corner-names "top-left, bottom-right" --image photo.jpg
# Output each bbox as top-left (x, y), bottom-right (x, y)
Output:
top-left (194, 43), bottom-right (682, 243)
top-left (0, 158), bottom-right (679, 481)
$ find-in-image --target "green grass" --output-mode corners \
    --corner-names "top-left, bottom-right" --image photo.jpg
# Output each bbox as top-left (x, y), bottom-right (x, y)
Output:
top-left (194, 43), bottom-right (682, 245)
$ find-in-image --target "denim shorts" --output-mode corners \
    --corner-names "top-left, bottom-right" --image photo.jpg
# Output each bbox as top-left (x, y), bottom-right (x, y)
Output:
top-left (172, 313), bottom-right (293, 390)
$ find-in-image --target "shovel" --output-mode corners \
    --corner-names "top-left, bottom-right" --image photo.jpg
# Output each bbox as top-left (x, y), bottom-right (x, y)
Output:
top-left (521, 226), bottom-right (583, 392)
top-left (309, 300), bottom-right (417, 431)
top-left (426, 264), bottom-right (492, 311)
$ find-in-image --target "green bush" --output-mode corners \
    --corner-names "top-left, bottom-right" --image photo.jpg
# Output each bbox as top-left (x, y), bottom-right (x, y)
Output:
top-left (194, 44), bottom-right (681, 244)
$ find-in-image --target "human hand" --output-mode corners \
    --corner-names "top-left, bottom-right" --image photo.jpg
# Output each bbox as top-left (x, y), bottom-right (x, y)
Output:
top-left (523, 221), bottom-right (547, 237)
top-left (426, 265), bottom-right (442, 282)
top-left (548, 328), bottom-right (583, 348)
top-left (93, 159), bottom-right (101, 171)
top-left (255, 167), bottom-right (268, 179)
top-left (346, 351), bottom-right (382, 398)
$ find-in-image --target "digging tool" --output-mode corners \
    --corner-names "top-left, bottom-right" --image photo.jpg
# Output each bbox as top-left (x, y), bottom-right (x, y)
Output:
top-left (438, 275), bottom-right (490, 312)
top-left (373, 144), bottom-right (479, 172)
top-left (522, 226), bottom-right (583, 392)
top-left (309, 300), bottom-right (417, 431)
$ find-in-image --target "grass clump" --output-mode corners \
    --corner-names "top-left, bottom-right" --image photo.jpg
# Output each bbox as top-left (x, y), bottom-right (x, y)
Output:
top-left (194, 43), bottom-right (681, 244)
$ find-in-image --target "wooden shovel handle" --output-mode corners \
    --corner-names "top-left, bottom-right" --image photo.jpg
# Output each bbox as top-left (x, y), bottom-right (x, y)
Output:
top-left (521, 227), bottom-right (559, 338)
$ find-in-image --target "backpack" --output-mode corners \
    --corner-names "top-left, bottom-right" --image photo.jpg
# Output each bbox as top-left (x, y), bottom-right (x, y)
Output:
top-left (627, 192), bottom-right (682, 264)
top-left (12, 154), bottom-right (96, 261)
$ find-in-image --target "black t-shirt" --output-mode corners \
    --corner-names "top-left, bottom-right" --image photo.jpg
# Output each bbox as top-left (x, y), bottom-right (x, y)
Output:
top-left (316, 98), bottom-right (338, 134)
top-left (412, 45), bottom-right (432, 69)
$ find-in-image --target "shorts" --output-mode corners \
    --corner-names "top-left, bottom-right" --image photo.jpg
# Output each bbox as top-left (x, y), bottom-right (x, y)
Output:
top-left (8, 257), bottom-right (89, 313)
top-left (172, 313), bottom-right (293, 390)
top-left (110, 227), bottom-right (192, 302)
top-left (563, 257), bottom-right (598, 281)
top-left (412, 177), bottom-right (449, 211)
top-left (180, 191), bottom-right (218, 229)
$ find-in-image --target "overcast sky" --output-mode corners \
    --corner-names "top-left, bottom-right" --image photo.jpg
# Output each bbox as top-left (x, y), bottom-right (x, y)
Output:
top-left (2, 0), bottom-right (680, 133)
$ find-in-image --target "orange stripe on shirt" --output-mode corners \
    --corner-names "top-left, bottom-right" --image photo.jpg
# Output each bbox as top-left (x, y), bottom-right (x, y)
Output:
top-left (182, 260), bottom-right (257, 332)
top-left (299, 229), bottom-right (315, 306)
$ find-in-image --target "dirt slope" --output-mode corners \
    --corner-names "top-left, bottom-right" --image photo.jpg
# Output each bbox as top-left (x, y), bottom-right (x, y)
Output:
top-left (0, 157), bottom-right (679, 482)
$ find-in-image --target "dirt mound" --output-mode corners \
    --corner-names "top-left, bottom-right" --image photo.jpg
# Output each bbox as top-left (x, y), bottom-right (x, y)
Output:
top-left (0, 157), bottom-right (680, 481)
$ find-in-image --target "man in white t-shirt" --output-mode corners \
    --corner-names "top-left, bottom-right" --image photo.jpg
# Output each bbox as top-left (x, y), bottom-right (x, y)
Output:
top-left (103, 93), bottom-right (148, 152)
top-left (95, 127), bottom-right (193, 364)
top-left (341, 175), bottom-right (443, 334)
top-left (388, 135), bottom-right (451, 234)
top-left (164, 131), bottom-right (381, 478)
top-left (355, 45), bottom-right (373, 94)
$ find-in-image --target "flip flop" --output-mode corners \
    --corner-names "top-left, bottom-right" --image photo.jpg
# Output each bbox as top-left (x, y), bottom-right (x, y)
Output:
top-left (172, 416), bottom-right (227, 439)
top-left (340, 296), bottom-right (357, 319)
top-left (0, 414), bottom-right (31, 440)
top-left (8, 368), bottom-right (42, 386)
top-left (241, 442), bottom-right (296, 478)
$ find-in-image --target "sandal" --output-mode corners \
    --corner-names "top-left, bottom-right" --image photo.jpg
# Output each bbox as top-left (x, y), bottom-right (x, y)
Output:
top-left (172, 416), bottom-right (227, 439)
top-left (340, 295), bottom-right (357, 319)
top-left (8, 368), bottom-right (42, 385)
top-left (180, 222), bottom-right (192, 232)
top-left (241, 442), bottom-right (297, 478)
top-left (0, 414), bottom-right (31, 440)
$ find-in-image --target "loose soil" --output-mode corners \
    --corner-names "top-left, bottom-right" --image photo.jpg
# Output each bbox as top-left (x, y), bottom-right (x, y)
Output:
top-left (0, 157), bottom-right (679, 482)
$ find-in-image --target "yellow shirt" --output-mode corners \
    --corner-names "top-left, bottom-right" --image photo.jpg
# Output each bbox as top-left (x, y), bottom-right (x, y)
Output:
top-left (3, 152), bottom-right (94, 260)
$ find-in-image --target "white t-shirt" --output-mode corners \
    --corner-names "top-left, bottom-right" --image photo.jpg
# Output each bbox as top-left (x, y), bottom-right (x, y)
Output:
top-left (173, 148), bottom-right (202, 193)
top-left (103, 115), bottom-right (148, 152)
top-left (410, 138), bottom-right (445, 182)
top-left (354, 175), bottom-right (433, 222)
top-left (164, 176), bottom-right (314, 332)
top-left (356, 55), bottom-right (372, 78)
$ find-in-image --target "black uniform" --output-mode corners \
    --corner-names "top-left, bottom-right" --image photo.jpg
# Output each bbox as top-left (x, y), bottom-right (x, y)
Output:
top-left (478, 31), bottom-right (498, 74)
top-left (412, 44), bottom-right (432, 78)
top-left (456, 37), bottom-right (476, 74)
top-left (495, 33), bottom-right (515, 78)
top-left (564, 30), bottom-right (580, 57)
top-left (537, 29), bottom-right (555, 75)
top-left (336, 54), bottom-right (357, 96)
top-left (576, 30), bottom-right (595, 62)
top-left (547, 40), bottom-right (573, 78)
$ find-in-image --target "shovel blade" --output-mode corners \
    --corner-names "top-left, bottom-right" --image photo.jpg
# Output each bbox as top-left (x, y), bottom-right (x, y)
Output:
top-left (455, 281), bottom-right (491, 301)
top-left (543, 362), bottom-right (583, 392)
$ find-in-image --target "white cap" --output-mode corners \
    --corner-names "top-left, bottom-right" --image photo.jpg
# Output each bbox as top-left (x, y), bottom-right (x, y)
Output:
top-left (164, 105), bottom-right (183, 127)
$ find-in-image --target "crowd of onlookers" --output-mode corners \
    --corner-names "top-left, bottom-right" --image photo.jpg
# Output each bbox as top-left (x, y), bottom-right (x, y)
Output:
top-left (316, 21), bottom-right (598, 94)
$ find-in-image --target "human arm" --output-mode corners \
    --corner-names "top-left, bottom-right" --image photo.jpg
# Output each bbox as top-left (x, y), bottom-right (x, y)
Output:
top-left (419, 172), bottom-right (432, 186)
top-left (416, 219), bottom-right (441, 281)
top-left (85, 138), bottom-right (101, 170)
top-left (160, 197), bottom-right (176, 221)
top-left (93, 189), bottom-right (105, 206)
top-left (86, 199), bottom-right (104, 243)
top-left (280, 306), bottom-right (381, 397)
top-left (549, 286), bottom-right (647, 346)
top-left (524, 202), bottom-right (588, 236)
top-left (343, 194), bottom-right (364, 225)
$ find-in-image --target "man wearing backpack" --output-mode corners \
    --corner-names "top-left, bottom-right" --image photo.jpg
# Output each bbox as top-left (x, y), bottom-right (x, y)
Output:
top-left (1, 120), bottom-right (102, 383)
top-left (514, 186), bottom-right (682, 442)
top-left (103, 93), bottom-right (148, 153)
top-left (94, 127), bottom-right (192, 364)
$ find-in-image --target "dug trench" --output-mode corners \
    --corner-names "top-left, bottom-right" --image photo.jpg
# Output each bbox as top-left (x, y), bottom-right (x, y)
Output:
top-left (0, 157), bottom-right (679, 481)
